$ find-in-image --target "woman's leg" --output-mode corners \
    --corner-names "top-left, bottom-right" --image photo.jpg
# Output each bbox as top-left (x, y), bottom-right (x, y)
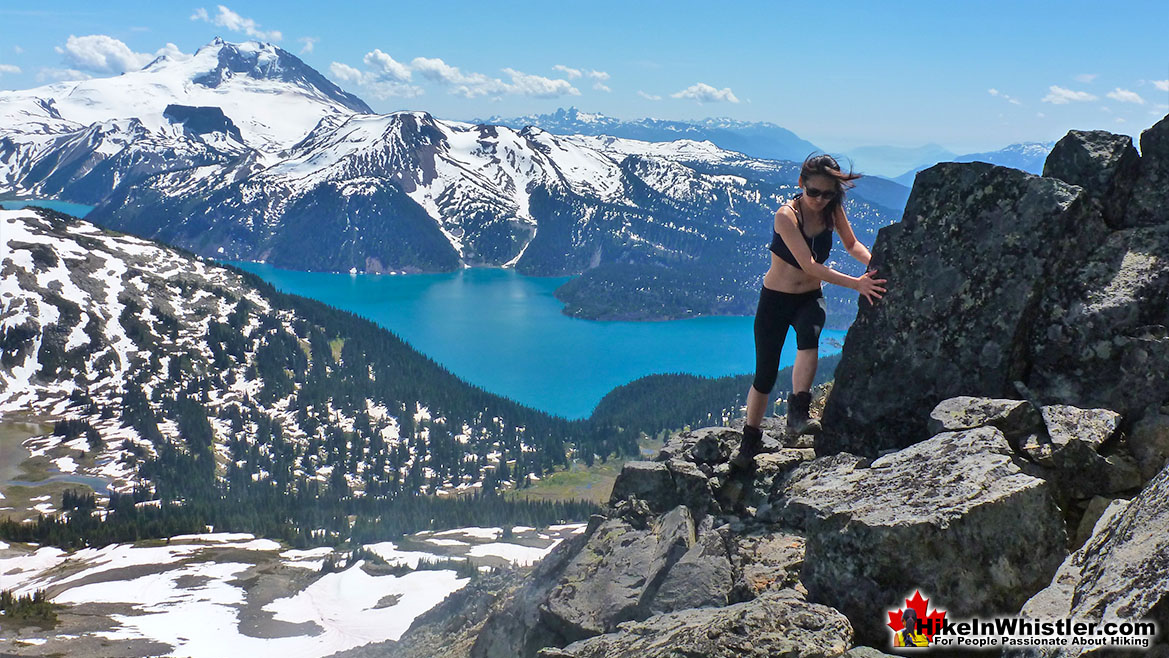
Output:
top-left (790, 293), bottom-right (827, 392)
top-left (787, 293), bottom-right (827, 434)
top-left (749, 288), bottom-right (792, 424)
top-left (791, 349), bottom-right (818, 393)
top-left (745, 385), bottom-right (769, 428)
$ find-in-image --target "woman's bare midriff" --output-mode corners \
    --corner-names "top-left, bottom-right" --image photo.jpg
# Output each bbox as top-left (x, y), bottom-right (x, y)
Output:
top-left (762, 253), bottom-right (823, 294)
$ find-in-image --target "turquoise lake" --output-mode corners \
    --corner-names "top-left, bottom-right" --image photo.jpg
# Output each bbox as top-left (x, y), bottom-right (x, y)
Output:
top-left (2, 199), bottom-right (846, 419)
top-left (1, 199), bottom-right (96, 217)
top-left (233, 264), bottom-right (846, 419)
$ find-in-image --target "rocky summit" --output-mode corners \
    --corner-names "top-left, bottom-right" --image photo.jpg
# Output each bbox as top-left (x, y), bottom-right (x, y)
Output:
top-left (340, 116), bottom-right (1169, 658)
top-left (821, 115), bottom-right (1169, 458)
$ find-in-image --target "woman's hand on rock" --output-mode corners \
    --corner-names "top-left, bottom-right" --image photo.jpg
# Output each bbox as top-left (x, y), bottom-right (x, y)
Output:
top-left (856, 269), bottom-right (887, 305)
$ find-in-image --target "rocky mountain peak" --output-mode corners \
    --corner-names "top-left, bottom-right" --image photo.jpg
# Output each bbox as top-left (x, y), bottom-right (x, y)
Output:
top-left (188, 39), bottom-right (372, 114)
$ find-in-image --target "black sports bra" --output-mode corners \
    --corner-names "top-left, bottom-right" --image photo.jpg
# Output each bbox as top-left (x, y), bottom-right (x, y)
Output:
top-left (769, 193), bottom-right (832, 269)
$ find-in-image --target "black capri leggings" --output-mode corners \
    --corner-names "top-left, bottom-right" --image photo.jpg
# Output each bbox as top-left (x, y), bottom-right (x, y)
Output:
top-left (752, 287), bottom-right (827, 394)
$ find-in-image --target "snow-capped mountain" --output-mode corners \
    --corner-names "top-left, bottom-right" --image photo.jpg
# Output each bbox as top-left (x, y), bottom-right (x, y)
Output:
top-left (482, 107), bottom-right (823, 163)
top-left (86, 110), bottom-right (899, 285)
top-left (0, 38), bottom-right (371, 154)
top-left (892, 141), bottom-right (1056, 186)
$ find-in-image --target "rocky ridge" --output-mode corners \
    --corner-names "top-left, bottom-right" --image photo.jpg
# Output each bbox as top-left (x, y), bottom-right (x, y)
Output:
top-left (348, 116), bottom-right (1169, 657)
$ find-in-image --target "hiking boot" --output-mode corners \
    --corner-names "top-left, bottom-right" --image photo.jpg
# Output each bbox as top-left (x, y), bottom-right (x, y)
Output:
top-left (729, 424), bottom-right (764, 474)
top-left (786, 391), bottom-right (822, 436)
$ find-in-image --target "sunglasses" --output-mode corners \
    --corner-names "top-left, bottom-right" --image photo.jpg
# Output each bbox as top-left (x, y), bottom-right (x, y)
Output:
top-left (805, 186), bottom-right (837, 199)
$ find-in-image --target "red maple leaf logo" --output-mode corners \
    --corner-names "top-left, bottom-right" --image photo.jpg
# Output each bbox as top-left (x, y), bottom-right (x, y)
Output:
top-left (887, 590), bottom-right (947, 641)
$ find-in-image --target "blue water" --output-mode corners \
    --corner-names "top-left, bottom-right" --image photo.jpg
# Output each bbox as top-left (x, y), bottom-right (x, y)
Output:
top-left (9, 475), bottom-right (110, 495)
top-left (232, 264), bottom-right (846, 419)
top-left (1, 199), bottom-right (94, 217)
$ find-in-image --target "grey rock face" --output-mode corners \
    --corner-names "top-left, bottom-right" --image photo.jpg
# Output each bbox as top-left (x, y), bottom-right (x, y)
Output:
top-left (1129, 115), bottom-right (1169, 228)
top-left (927, 396), bottom-right (1043, 442)
top-left (730, 529), bottom-right (807, 600)
top-left (472, 529), bottom-right (596, 658)
top-left (1130, 407), bottom-right (1169, 480)
top-left (1027, 223), bottom-right (1169, 418)
top-left (686, 427), bottom-right (737, 465)
top-left (537, 591), bottom-right (853, 658)
top-left (608, 461), bottom-right (674, 511)
top-left (819, 162), bottom-right (1105, 457)
top-left (774, 427), bottom-right (1067, 644)
top-left (1020, 405), bottom-right (1140, 499)
top-left (1016, 460), bottom-right (1169, 656)
top-left (608, 459), bottom-right (715, 513)
top-left (539, 506), bottom-right (695, 642)
top-left (1042, 129), bottom-right (1140, 228)
top-left (648, 516), bottom-right (733, 613)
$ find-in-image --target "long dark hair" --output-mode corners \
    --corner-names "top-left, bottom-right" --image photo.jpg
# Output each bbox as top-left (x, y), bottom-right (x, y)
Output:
top-left (799, 153), bottom-right (862, 225)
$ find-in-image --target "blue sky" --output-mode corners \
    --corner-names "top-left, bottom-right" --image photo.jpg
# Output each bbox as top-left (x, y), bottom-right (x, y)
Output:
top-left (0, 1), bottom-right (1166, 152)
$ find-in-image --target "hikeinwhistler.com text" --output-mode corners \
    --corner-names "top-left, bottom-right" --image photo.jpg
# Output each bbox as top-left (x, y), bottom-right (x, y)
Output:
top-left (922, 617), bottom-right (1157, 649)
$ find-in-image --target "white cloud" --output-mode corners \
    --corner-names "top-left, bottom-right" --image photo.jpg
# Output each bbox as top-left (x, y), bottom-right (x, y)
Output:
top-left (1042, 85), bottom-right (1097, 104)
top-left (364, 81), bottom-right (425, 100)
top-left (671, 82), bottom-right (739, 104)
top-left (13, 45), bottom-right (24, 55)
top-left (593, 82), bottom-right (611, 92)
top-left (364, 49), bottom-right (411, 82)
top-left (329, 62), bottom-right (364, 84)
top-left (988, 88), bottom-right (1022, 105)
top-left (0, 64), bottom-right (21, 75)
top-left (638, 90), bottom-right (662, 101)
top-left (57, 34), bottom-right (167, 74)
top-left (502, 68), bottom-right (579, 98)
top-left (586, 70), bottom-right (609, 82)
top-left (1106, 88), bottom-right (1145, 104)
top-left (553, 64), bottom-right (581, 79)
top-left (1075, 73), bottom-right (1098, 83)
top-left (298, 37), bottom-right (318, 54)
top-left (1155, 80), bottom-right (1169, 92)
top-left (336, 53), bottom-right (579, 99)
top-left (191, 5), bottom-right (282, 42)
top-left (330, 61), bottom-right (421, 98)
top-left (37, 67), bottom-right (92, 82)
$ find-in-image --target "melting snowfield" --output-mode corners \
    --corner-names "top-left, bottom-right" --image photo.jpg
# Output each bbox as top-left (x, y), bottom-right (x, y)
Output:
top-left (0, 525), bottom-right (584, 658)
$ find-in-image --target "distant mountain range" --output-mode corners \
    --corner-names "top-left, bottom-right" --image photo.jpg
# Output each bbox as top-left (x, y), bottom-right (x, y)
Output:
top-left (481, 107), bottom-right (822, 164)
top-left (839, 143), bottom-right (958, 179)
top-left (891, 141), bottom-right (1055, 186)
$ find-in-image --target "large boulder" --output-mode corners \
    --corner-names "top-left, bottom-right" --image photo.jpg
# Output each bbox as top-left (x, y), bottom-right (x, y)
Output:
top-left (819, 162), bottom-right (1105, 457)
top-left (647, 515), bottom-right (733, 613)
top-left (1129, 406), bottom-right (1169, 480)
top-left (1042, 129), bottom-right (1140, 227)
top-left (608, 460), bottom-right (714, 513)
top-left (539, 505), bottom-right (695, 642)
top-left (472, 527), bottom-right (598, 658)
top-left (537, 591), bottom-right (853, 658)
top-left (927, 395), bottom-right (1043, 443)
top-left (1026, 223), bottom-right (1169, 418)
top-left (1128, 114), bottom-right (1169, 228)
top-left (1014, 461), bottom-right (1169, 657)
top-left (1018, 405), bottom-right (1141, 498)
top-left (770, 427), bottom-right (1067, 644)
